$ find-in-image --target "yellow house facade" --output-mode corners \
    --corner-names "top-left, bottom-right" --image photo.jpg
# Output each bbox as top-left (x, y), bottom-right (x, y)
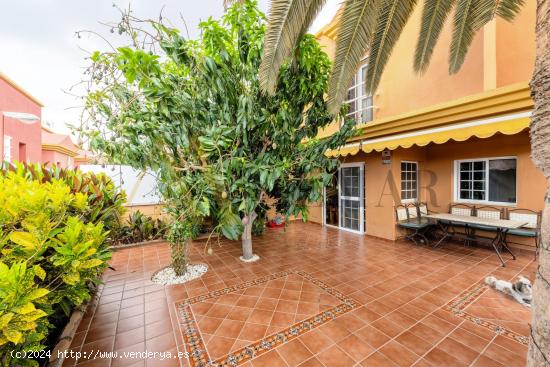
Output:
top-left (309, 1), bottom-right (544, 252)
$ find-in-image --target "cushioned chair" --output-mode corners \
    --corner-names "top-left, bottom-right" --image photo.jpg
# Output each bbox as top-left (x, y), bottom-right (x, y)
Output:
top-left (471, 206), bottom-right (504, 231)
top-left (505, 208), bottom-right (541, 258)
top-left (444, 203), bottom-right (475, 244)
top-left (395, 204), bottom-right (431, 245)
top-left (449, 203), bottom-right (474, 217)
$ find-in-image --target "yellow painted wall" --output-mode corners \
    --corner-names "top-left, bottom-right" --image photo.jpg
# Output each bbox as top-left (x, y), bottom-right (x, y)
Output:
top-left (496, 0), bottom-right (536, 87)
top-left (315, 2), bottom-right (535, 136)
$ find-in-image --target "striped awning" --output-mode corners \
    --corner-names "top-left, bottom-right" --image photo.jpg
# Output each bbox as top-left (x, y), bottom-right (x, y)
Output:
top-left (326, 112), bottom-right (530, 158)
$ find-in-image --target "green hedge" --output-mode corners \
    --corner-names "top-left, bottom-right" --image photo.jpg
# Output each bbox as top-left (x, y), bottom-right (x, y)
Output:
top-left (0, 163), bottom-right (126, 367)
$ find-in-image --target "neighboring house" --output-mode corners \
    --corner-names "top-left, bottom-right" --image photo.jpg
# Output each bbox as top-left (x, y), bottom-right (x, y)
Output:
top-left (311, 2), bottom-right (542, 252)
top-left (41, 126), bottom-right (81, 168)
top-left (0, 72), bottom-right (89, 168)
top-left (0, 72), bottom-right (43, 163)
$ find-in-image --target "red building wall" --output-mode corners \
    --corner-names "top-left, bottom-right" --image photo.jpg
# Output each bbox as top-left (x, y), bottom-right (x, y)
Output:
top-left (0, 76), bottom-right (42, 163)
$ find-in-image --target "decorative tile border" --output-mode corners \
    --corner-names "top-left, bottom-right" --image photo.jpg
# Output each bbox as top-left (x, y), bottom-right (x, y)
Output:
top-left (444, 282), bottom-right (529, 346)
top-left (176, 269), bottom-right (359, 367)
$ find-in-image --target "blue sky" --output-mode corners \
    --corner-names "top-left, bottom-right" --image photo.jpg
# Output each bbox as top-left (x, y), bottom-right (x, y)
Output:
top-left (0, 0), bottom-right (340, 134)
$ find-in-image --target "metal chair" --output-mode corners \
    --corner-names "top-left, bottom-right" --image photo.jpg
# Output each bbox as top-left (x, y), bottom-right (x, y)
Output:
top-left (505, 208), bottom-right (542, 258)
top-left (395, 203), bottom-right (430, 245)
top-left (471, 206), bottom-right (504, 230)
top-left (449, 203), bottom-right (474, 217)
top-left (445, 203), bottom-right (475, 245)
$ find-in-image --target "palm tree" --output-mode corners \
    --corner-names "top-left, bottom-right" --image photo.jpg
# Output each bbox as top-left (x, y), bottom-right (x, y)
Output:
top-left (260, 1), bottom-right (549, 366)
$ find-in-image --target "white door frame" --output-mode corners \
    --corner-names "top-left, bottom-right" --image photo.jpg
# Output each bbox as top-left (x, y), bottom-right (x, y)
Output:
top-left (337, 162), bottom-right (365, 234)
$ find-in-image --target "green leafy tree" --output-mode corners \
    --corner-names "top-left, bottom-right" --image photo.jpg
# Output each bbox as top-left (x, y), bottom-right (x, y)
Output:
top-left (260, 0), bottom-right (550, 365)
top-left (78, 0), bottom-right (353, 272)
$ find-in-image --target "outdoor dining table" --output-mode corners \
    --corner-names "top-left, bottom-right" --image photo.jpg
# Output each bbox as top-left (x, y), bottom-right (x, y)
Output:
top-left (424, 213), bottom-right (527, 267)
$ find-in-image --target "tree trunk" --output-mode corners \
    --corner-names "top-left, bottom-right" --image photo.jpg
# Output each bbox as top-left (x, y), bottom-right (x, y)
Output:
top-left (241, 211), bottom-right (258, 261)
top-left (527, 1), bottom-right (550, 366)
top-left (170, 240), bottom-right (188, 276)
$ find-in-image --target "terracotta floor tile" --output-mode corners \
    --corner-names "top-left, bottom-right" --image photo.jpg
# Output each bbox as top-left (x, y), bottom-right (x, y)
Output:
top-left (355, 325), bottom-right (391, 349)
top-left (298, 329), bottom-right (334, 354)
top-left (277, 339), bottom-right (313, 366)
top-left (371, 316), bottom-right (406, 338)
top-left (251, 350), bottom-right (288, 367)
top-left (145, 332), bottom-right (176, 353)
top-left (318, 320), bottom-right (352, 343)
top-left (114, 326), bottom-right (145, 350)
top-left (145, 318), bottom-right (172, 339)
top-left (145, 308), bottom-right (171, 325)
top-left (337, 334), bottom-right (375, 362)
top-left (248, 309), bottom-right (274, 325)
top-left (192, 301), bottom-right (215, 315)
top-left (238, 323), bottom-right (268, 341)
top-left (205, 303), bottom-right (233, 319)
top-left (237, 295), bottom-right (259, 308)
top-left (256, 298), bottom-right (279, 311)
top-left (395, 331), bottom-right (433, 356)
top-left (379, 340), bottom-right (421, 367)
top-left (352, 306), bottom-right (382, 324)
top-left (424, 347), bottom-right (465, 367)
top-left (360, 351), bottom-right (398, 366)
top-left (80, 335), bottom-right (114, 355)
top-left (482, 342), bottom-right (526, 367)
top-left (492, 335), bottom-right (528, 357)
top-left (472, 355), bottom-right (506, 367)
top-left (421, 314), bottom-right (456, 335)
top-left (317, 345), bottom-right (355, 367)
top-left (197, 316), bottom-right (223, 334)
top-left (262, 288), bottom-right (282, 299)
top-left (206, 335), bottom-right (235, 360)
top-left (215, 319), bottom-right (245, 339)
top-left (118, 304), bottom-right (144, 320)
top-left (408, 322), bottom-right (445, 345)
top-left (449, 327), bottom-right (490, 353)
top-left (437, 337), bottom-right (479, 365)
top-left (276, 300), bottom-right (299, 314)
top-left (116, 314), bottom-right (145, 334)
top-left (337, 313), bottom-right (366, 333)
top-left (270, 311), bottom-right (295, 327)
top-left (297, 357), bottom-right (324, 367)
top-left (84, 323), bottom-right (117, 344)
top-left (459, 320), bottom-right (496, 341)
top-left (94, 223), bottom-right (533, 366)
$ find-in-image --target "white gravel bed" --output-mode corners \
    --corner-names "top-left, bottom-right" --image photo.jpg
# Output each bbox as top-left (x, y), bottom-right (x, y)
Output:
top-left (151, 264), bottom-right (208, 285)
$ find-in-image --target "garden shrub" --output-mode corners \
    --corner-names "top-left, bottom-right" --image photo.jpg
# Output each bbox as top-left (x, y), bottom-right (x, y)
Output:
top-left (112, 210), bottom-right (168, 245)
top-left (0, 164), bottom-right (117, 367)
top-left (11, 163), bottom-right (127, 245)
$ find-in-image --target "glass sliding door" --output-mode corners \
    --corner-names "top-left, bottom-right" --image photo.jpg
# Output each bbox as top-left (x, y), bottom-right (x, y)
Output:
top-left (324, 171), bottom-right (339, 227)
top-left (338, 164), bottom-right (364, 233)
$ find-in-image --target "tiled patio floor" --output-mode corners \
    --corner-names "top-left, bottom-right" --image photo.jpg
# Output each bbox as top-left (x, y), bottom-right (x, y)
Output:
top-left (64, 222), bottom-right (536, 367)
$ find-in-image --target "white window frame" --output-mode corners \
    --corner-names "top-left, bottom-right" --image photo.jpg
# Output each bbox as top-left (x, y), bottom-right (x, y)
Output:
top-left (344, 60), bottom-right (374, 125)
top-left (338, 162), bottom-right (365, 234)
top-left (400, 161), bottom-right (418, 203)
top-left (3, 135), bottom-right (12, 163)
top-left (453, 156), bottom-right (517, 206)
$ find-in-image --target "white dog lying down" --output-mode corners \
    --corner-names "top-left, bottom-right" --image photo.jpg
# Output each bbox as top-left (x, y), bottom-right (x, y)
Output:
top-left (485, 275), bottom-right (533, 308)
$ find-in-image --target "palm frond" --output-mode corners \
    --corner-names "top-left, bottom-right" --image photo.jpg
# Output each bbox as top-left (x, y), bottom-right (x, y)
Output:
top-left (495, 0), bottom-right (525, 20)
top-left (414, 0), bottom-right (456, 74)
top-left (365, 0), bottom-right (418, 94)
top-left (448, 0), bottom-right (479, 74)
top-left (259, 0), bottom-right (326, 95)
top-left (449, 0), bottom-right (522, 74)
top-left (327, 0), bottom-right (383, 115)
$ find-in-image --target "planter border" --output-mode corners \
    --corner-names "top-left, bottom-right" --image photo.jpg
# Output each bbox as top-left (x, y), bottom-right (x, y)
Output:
top-left (47, 286), bottom-right (101, 367)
